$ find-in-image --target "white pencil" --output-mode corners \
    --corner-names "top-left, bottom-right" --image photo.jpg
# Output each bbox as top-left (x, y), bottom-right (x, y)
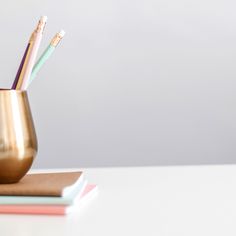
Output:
top-left (16, 16), bottom-right (47, 90)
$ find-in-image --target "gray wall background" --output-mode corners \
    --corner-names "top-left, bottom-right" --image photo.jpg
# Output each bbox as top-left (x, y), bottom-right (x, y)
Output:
top-left (0, 0), bottom-right (236, 168)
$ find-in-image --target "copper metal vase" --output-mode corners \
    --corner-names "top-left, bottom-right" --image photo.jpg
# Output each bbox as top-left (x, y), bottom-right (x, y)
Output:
top-left (0, 90), bottom-right (37, 183)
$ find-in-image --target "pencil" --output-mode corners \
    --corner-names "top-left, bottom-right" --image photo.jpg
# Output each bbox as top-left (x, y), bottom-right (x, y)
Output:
top-left (11, 43), bottom-right (30, 89)
top-left (15, 16), bottom-right (47, 90)
top-left (27, 30), bottom-right (65, 88)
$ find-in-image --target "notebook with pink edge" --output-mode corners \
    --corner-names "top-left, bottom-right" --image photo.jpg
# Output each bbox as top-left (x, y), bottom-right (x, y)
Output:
top-left (0, 184), bottom-right (97, 215)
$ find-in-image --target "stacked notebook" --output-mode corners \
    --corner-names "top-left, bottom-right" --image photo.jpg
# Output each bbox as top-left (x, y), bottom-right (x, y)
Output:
top-left (0, 172), bottom-right (97, 215)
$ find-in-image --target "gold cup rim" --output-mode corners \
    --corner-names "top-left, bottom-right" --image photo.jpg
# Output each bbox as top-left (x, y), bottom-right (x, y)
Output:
top-left (0, 89), bottom-right (27, 93)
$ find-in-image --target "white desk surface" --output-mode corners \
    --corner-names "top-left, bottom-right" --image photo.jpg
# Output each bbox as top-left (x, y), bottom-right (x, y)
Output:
top-left (0, 165), bottom-right (236, 236)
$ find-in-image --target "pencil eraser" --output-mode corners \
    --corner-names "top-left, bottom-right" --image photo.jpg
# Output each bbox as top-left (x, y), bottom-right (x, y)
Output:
top-left (59, 30), bottom-right (66, 37)
top-left (40, 16), bottom-right (48, 23)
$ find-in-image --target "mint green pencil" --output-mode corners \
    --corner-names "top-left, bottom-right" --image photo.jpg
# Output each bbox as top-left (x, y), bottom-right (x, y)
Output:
top-left (26, 30), bottom-right (65, 88)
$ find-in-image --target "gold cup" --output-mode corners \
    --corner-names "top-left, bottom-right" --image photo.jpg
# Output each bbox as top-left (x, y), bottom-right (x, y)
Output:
top-left (0, 90), bottom-right (37, 183)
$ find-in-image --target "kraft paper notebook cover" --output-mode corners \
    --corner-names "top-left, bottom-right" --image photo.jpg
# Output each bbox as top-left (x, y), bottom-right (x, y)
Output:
top-left (0, 180), bottom-right (87, 205)
top-left (0, 172), bottom-right (83, 197)
top-left (0, 179), bottom-right (86, 205)
top-left (0, 184), bottom-right (97, 215)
